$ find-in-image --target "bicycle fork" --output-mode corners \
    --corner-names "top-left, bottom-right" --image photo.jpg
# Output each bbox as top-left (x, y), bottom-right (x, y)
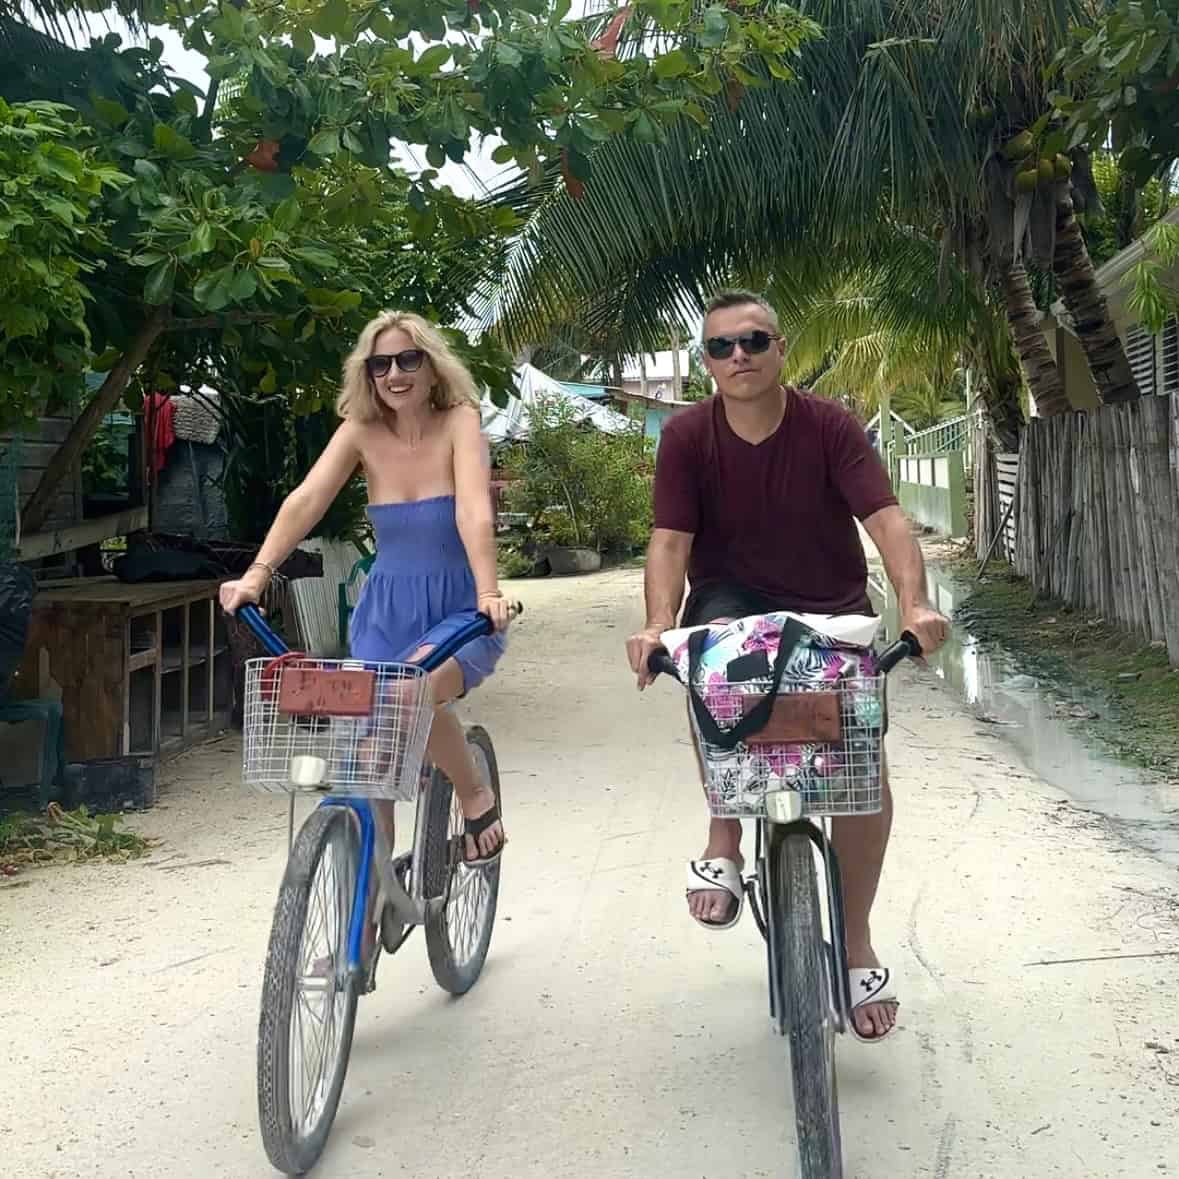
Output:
top-left (755, 814), bottom-right (854, 1038)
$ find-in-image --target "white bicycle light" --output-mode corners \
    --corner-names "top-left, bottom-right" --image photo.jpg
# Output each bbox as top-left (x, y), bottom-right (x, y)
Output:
top-left (765, 789), bottom-right (804, 824)
top-left (288, 755), bottom-right (328, 789)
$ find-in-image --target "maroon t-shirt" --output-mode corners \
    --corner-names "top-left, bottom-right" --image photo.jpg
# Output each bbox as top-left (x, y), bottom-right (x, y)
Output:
top-left (653, 388), bottom-right (897, 614)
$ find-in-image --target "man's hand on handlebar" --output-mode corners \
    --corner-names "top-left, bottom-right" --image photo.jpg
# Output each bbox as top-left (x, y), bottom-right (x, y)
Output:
top-left (626, 624), bottom-right (668, 690)
top-left (899, 601), bottom-right (950, 660)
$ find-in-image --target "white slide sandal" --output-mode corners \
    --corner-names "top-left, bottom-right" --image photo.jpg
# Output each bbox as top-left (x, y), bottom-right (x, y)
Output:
top-left (686, 858), bottom-right (745, 931)
top-left (848, 967), bottom-right (899, 1043)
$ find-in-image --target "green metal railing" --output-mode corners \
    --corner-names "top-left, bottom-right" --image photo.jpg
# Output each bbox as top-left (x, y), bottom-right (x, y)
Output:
top-left (885, 412), bottom-right (978, 479)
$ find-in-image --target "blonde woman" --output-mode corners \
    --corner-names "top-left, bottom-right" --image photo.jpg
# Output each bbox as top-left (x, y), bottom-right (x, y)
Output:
top-left (220, 310), bottom-right (513, 870)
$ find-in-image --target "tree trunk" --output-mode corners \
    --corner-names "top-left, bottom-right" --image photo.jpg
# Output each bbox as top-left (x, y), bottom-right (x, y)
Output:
top-left (978, 370), bottom-right (1024, 452)
top-left (610, 354), bottom-right (623, 389)
top-left (22, 306), bottom-right (170, 534)
top-left (671, 328), bottom-right (682, 395)
top-left (1053, 188), bottom-right (1140, 405)
top-left (999, 260), bottom-right (1069, 418)
top-left (1116, 166), bottom-right (1139, 250)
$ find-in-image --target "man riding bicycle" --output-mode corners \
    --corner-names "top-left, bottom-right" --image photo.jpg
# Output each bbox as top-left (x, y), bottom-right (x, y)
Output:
top-left (626, 289), bottom-right (949, 1042)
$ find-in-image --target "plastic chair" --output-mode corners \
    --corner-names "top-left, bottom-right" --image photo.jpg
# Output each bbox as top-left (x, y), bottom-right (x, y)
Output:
top-left (337, 552), bottom-right (375, 652)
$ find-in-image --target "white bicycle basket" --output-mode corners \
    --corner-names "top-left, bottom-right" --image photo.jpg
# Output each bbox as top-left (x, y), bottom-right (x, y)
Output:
top-left (242, 655), bottom-right (433, 800)
top-left (664, 611), bottom-right (887, 819)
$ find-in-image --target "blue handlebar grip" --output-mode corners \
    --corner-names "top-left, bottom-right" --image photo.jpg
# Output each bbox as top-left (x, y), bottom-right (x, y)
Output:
top-left (237, 603), bottom-right (288, 657)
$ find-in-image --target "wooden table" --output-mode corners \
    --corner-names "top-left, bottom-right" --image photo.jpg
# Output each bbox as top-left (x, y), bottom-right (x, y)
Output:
top-left (13, 577), bottom-right (232, 761)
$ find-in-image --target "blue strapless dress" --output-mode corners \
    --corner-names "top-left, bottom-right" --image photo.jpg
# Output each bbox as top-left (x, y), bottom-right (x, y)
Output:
top-left (348, 496), bottom-right (505, 691)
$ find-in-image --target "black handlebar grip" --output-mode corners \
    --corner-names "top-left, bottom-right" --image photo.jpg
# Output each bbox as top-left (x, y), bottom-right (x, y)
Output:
top-left (877, 629), bottom-right (923, 675)
top-left (646, 648), bottom-right (681, 682)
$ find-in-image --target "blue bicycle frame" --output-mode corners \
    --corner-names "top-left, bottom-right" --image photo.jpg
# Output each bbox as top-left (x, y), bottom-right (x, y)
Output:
top-left (238, 602), bottom-right (499, 974)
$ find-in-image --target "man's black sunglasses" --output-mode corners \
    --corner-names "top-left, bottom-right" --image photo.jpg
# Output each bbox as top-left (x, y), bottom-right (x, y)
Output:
top-left (365, 349), bottom-right (425, 379)
top-left (704, 331), bottom-right (780, 361)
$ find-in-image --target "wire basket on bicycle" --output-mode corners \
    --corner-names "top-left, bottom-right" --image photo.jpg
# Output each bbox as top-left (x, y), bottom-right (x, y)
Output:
top-left (665, 611), bottom-right (887, 821)
top-left (242, 655), bottom-right (433, 800)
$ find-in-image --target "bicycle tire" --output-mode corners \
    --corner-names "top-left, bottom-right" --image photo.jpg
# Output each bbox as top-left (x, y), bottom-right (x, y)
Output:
top-left (257, 806), bottom-right (360, 1175)
top-left (771, 830), bottom-right (843, 1178)
top-left (423, 725), bottom-right (502, 995)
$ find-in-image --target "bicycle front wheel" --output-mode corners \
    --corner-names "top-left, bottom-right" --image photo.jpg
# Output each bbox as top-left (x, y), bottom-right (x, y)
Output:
top-left (770, 830), bottom-right (842, 1178)
top-left (257, 805), bottom-right (360, 1175)
top-left (423, 725), bottom-right (502, 995)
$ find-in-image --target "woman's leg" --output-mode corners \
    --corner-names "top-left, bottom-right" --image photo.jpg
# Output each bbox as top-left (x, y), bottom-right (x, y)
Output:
top-left (419, 654), bottom-right (505, 862)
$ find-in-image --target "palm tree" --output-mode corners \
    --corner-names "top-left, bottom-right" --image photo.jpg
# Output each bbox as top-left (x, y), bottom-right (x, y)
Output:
top-left (481, 0), bottom-right (1138, 421)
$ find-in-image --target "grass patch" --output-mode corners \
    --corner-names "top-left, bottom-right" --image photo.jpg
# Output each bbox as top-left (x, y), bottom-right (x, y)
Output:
top-left (0, 804), bottom-right (155, 873)
top-left (956, 566), bottom-right (1179, 773)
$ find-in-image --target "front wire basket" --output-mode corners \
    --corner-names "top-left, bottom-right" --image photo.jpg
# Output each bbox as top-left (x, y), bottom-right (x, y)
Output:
top-left (242, 656), bottom-right (433, 799)
top-left (690, 675), bottom-right (886, 819)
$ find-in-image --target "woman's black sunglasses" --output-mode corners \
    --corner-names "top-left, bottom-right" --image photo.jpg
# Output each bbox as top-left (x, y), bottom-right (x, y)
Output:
top-left (365, 349), bottom-right (425, 379)
top-left (704, 331), bottom-right (780, 361)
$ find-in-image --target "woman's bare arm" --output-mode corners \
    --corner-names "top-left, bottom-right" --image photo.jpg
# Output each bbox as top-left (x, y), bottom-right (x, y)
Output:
top-left (219, 422), bottom-right (361, 611)
top-left (451, 408), bottom-right (505, 621)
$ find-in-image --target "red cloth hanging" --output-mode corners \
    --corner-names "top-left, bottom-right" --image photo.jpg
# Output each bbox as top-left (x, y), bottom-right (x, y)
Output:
top-left (145, 393), bottom-right (176, 475)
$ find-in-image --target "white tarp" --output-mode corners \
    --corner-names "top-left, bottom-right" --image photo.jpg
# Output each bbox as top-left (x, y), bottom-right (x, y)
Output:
top-left (481, 363), bottom-right (637, 444)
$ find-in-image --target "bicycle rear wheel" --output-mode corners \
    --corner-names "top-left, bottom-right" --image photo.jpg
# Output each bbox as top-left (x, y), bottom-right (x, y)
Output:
top-left (770, 829), bottom-right (842, 1178)
top-left (257, 805), bottom-right (360, 1175)
top-left (423, 725), bottom-right (502, 995)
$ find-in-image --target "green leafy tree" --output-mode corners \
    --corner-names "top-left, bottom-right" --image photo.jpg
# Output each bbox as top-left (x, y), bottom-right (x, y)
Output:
top-left (2, 0), bottom-right (822, 533)
top-left (1056, 0), bottom-right (1179, 186)
top-left (1057, 1), bottom-right (1179, 334)
top-left (0, 98), bottom-right (126, 422)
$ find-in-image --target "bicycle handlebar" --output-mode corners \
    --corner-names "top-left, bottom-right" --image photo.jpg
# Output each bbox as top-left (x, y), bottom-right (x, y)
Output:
top-left (234, 600), bottom-right (523, 672)
top-left (875, 630), bottom-right (923, 674)
top-left (644, 629), bottom-right (922, 684)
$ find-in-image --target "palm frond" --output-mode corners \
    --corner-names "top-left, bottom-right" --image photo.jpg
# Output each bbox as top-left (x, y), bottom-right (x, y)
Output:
top-left (0, 0), bottom-right (146, 48)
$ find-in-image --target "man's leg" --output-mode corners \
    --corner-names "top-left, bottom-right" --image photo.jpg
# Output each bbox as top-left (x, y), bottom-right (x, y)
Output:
top-left (687, 702), bottom-right (744, 923)
top-left (830, 767), bottom-right (896, 1038)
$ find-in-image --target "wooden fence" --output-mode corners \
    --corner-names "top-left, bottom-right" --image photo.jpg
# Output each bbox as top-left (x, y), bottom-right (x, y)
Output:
top-left (972, 418), bottom-right (1019, 565)
top-left (1011, 396), bottom-right (1179, 662)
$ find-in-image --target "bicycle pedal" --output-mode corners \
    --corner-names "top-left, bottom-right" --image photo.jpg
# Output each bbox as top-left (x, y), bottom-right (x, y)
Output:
top-left (379, 903), bottom-right (406, 954)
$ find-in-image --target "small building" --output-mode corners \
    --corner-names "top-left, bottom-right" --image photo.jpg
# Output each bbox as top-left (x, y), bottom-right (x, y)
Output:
top-left (609, 387), bottom-right (695, 450)
top-left (1045, 206), bottom-right (1179, 410)
top-left (619, 350), bottom-right (691, 401)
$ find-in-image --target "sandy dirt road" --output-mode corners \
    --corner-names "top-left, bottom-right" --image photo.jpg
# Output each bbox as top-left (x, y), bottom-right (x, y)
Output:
top-left (2, 566), bottom-right (1177, 1178)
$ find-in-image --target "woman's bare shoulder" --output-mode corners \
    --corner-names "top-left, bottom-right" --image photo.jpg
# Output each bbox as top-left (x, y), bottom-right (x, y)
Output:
top-left (341, 415), bottom-right (387, 452)
top-left (444, 404), bottom-right (482, 435)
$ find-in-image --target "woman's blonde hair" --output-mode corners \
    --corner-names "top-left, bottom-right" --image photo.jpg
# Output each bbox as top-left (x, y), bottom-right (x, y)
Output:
top-left (337, 310), bottom-right (481, 422)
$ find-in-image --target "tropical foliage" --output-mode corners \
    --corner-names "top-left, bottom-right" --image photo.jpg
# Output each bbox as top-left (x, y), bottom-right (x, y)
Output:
top-left (503, 397), bottom-right (651, 553)
top-left (2, 0), bottom-right (818, 532)
top-left (481, 0), bottom-right (1159, 440)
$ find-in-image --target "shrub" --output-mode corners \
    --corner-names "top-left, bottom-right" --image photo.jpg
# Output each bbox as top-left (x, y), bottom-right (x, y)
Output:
top-left (503, 397), bottom-right (652, 553)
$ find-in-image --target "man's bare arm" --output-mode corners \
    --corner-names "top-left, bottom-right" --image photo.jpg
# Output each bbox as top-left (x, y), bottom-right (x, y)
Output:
top-left (645, 528), bottom-right (693, 629)
top-left (626, 528), bottom-right (693, 688)
top-left (862, 505), bottom-right (949, 654)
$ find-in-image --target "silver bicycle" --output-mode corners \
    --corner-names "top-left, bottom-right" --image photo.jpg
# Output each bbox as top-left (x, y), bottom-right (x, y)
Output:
top-left (648, 627), bottom-right (920, 1178)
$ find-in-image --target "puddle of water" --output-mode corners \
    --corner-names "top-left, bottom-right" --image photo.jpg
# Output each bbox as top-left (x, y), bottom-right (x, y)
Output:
top-left (868, 562), bottom-right (1179, 869)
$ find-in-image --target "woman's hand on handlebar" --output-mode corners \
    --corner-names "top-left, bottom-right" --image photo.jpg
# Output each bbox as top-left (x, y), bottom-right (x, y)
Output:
top-left (219, 572), bottom-right (267, 616)
top-left (626, 624), bottom-right (667, 690)
top-left (479, 592), bottom-right (516, 632)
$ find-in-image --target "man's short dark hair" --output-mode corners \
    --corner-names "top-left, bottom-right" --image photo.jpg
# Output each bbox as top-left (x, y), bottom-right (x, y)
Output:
top-left (702, 289), bottom-right (781, 336)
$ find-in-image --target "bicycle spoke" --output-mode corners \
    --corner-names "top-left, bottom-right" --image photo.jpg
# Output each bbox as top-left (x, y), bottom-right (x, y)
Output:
top-left (288, 830), bottom-right (352, 1136)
